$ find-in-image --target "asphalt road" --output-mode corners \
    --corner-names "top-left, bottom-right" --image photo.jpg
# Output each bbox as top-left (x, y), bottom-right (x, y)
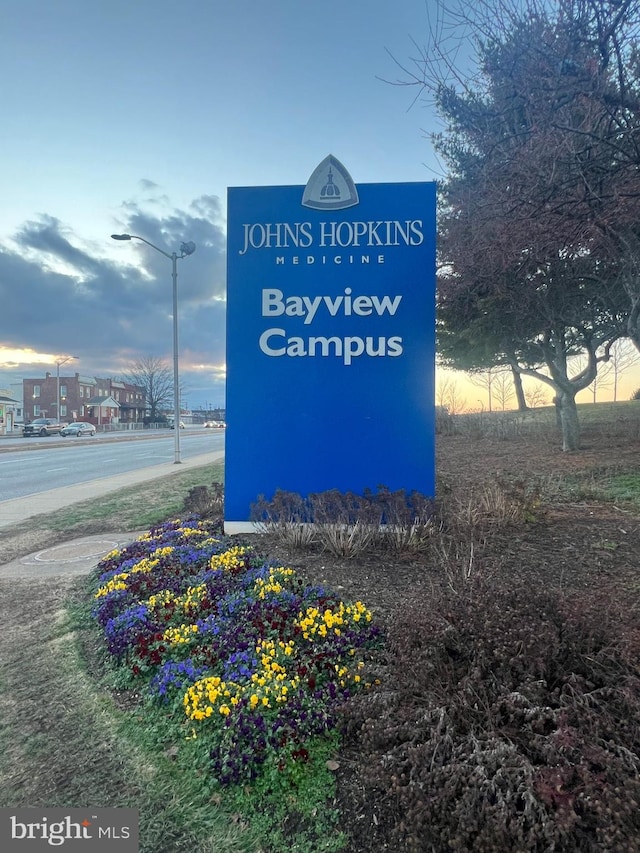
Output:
top-left (0, 430), bottom-right (225, 502)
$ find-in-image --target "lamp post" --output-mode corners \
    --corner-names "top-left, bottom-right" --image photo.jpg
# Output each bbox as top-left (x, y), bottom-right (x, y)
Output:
top-left (55, 355), bottom-right (77, 421)
top-left (111, 233), bottom-right (196, 464)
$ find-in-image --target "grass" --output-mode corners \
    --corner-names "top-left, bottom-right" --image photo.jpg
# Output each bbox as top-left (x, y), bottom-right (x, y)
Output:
top-left (439, 399), bottom-right (640, 442)
top-left (0, 464), bottom-right (358, 852)
top-left (539, 467), bottom-right (640, 509)
top-left (0, 578), bottom-right (261, 853)
top-left (575, 398), bottom-right (640, 420)
top-left (0, 461), bottom-right (272, 852)
top-left (46, 461), bottom-right (226, 532)
top-left (602, 472), bottom-right (640, 506)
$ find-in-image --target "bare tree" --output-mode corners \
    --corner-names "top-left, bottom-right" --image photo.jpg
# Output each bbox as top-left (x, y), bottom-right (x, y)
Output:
top-left (494, 371), bottom-right (515, 412)
top-left (122, 356), bottom-right (173, 423)
top-left (609, 339), bottom-right (639, 402)
top-left (571, 340), bottom-right (638, 402)
top-left (436, 376), bottom-right (467, 414)
top-left (588, 367), bottom-right (614, 404)
top-left (571, 353), bottom-right (613, 403)
top-left (525, 385), bottom-right (550, 409)
top-left (469, 368), bottom-right (498, 412)
top-left (469, 367), bottom-right (517, 411)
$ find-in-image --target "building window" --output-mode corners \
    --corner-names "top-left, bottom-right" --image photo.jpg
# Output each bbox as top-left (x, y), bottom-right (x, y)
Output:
top-left (33, 385), bottom-right (40, 398)
top-left (34, 404), bottom-right (41, 416)
top-left (60, 405), bottom-right (67, 417)
top-left (60, 385), bottom-right (67, 398)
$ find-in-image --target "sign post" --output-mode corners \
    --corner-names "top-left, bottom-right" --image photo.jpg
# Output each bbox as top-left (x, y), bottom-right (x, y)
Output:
top-left (225, 156), bottom-right (436, 532)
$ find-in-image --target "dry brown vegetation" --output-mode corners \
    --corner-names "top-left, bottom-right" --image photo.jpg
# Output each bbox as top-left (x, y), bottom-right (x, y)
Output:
top-left (245, 410), bottom-right (640, 851)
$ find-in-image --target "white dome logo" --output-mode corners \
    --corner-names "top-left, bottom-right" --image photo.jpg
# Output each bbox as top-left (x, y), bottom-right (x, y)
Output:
top-left (301, 155), bottom-right (359, 211)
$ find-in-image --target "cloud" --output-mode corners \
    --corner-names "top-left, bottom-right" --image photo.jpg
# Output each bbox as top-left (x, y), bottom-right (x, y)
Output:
top-left (0, 188), bottom-right (227, 406)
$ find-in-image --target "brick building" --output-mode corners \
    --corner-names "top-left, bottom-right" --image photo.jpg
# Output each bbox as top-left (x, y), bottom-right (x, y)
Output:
top-left (23, 373), bottom-right (146, 426)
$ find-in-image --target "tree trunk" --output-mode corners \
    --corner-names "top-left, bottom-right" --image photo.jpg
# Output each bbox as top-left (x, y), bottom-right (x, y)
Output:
top-left (511, 367), bottom-right (528, 412)
top-left (557, 391), bottom-right (580, 451)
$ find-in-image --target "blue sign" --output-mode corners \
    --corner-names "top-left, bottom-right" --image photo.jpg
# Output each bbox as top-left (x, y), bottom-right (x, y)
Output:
top-left (225, 156), bottom-right (436, 531)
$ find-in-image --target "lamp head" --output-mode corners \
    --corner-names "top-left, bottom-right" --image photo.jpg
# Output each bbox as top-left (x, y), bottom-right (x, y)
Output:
top-left (56, 355), bottom-right (78, 366)
top-left (111, 234), bottom-right (132, 241)
top-left (180, 241), bottom-right (196, 257)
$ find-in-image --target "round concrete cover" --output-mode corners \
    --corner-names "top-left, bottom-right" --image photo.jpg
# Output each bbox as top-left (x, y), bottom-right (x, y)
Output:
top-left (0, 534), bottom-right (145, 577)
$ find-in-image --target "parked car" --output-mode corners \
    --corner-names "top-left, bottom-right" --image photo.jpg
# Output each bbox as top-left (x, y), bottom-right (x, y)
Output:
top-left (169, 420), bottom-right (186, 429)
top-left (23, 418), bottom-right (65, 437)
top-left (60, 421), bottom-right (96, 437)
top-left (204, 420), bottom-right (225, 428)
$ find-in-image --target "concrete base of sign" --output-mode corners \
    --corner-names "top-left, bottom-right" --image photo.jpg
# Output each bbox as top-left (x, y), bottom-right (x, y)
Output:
top-left (224, 521), bottom-right (262, 535)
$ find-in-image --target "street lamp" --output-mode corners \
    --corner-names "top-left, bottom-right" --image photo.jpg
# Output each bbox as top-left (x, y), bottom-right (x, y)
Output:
top-left (55, 355), bottom-right (77, 422)
top-left (111, 233), bottom-right (196, 464)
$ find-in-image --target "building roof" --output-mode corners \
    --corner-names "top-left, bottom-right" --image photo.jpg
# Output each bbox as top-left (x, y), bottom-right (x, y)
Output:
top-left (0, 394), bottom-right (19, 403)
top-left (86, 396), bottom-right (120, 407)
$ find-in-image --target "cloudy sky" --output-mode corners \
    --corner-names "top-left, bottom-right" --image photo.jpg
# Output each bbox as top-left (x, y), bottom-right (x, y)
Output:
top-left (1, 0), bottom-right (448, 410)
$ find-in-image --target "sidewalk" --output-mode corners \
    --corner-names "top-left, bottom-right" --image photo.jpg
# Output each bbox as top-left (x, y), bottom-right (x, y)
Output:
top-left (0, 450), bottom-right (224, 577)
top-left (0, 450), bottom-right (224, 529)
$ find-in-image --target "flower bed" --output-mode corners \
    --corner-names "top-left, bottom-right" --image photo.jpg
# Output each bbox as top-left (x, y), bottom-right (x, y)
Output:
top-left (90, 516), bottom-right (381, 787)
